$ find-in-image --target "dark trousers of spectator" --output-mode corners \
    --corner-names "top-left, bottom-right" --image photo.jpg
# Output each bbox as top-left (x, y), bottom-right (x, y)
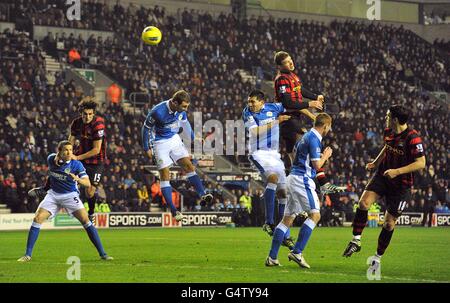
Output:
top-left (320, 207), bottom-right (333, 227)
top-left (422, 206), bottom-right (435, 227)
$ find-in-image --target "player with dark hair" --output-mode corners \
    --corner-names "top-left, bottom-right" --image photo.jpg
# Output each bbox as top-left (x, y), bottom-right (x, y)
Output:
top-left (343, 104), bottom-right (426, 273)
top-left (141, 90), bottom-right (213, 221)
top-left (18, 140), bottom-right (113, 262)
top-left (242, 89), bottom-right (295, 249)
top-left (68, 97), bottom-right (107, 223)
top-left (273, 51), bottom-right (345, 195)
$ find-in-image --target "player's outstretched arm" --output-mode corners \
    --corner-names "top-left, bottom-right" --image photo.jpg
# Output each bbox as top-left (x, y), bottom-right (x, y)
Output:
top-left (366, 145), bottom-right (387, 170)
top-left (69, 173), bottom-right (91, 188)
top-left (311, 147), bottom-right (333, 170)
top-left (68, 135), bottom-right (76, 146)
top-left (301, 87), bottom-right (324, 111)
top-left (73, 139), bottom-right (102, 161)
top-left (249, 116), bottom-right (288, 137)
top-left (384, 156), bottom-right (426, 179)
top-left (299, 109), bottom-right (316, 121)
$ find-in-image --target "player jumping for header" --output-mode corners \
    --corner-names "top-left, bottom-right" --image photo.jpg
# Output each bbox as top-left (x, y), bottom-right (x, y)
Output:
top-left (273, 51), bottom-right (346, 196)
top-left (141, 90), bottom-right (213, 221)
top-left (242, 89), bottom-right (295, 249)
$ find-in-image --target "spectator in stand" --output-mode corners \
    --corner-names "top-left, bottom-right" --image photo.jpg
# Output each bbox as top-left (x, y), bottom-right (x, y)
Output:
top-left (127, 182), bottom-right (140, 210)
top-left (106, 82), bottom-right (122, 105)
top-left (250, 189), bottom-right (264, 226)
top-left (151, 179), bottom-right (163, 208)
top-left (239, 190), bottom-right (252, 213)
top-left (68, 48), bottom-right (81, 67)
top-left (98, 200), bottom-right (111, 213)
top-left (193, 199), bottom-right (202, 211)
top-left (422, 187), bottom-right (437, 227)
top-left (137, 184), bottom-right (149, 203)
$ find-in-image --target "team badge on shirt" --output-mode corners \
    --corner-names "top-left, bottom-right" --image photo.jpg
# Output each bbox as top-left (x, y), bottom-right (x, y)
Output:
top-left (64, 168), bottom-right (71, 174)
top-left (267, 112), bottom-right (273, 117)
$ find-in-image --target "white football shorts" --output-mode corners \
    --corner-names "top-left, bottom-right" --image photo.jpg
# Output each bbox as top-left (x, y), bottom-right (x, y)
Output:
top-left (153, 134), bottom-right (190, 170)
top-left (284, 174), bottom-right (320, 216)
top-left (249, 149), bottom-right (286, 189)
top-left (38, 189), bottom-right (85, 218)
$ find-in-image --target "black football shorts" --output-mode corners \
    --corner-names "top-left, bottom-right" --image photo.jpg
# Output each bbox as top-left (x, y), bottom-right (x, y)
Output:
top-left (365, 174), bottom-right (411, 217)
top-left (83, 164), bottom-right (104, 187)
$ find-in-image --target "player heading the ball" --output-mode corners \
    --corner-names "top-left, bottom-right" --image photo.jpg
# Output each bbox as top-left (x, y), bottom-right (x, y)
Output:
top-left (141, 90), bottom-right (213, 221)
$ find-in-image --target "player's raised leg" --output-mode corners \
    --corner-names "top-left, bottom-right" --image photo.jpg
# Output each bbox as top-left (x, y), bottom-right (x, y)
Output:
top-left (177, 157), bottom-right (213, 204)
top-left (343, 190), bottom-right (379, 257)
top-left (18, 208), bottom-right (51, 262)
top-left (85, 184), bottom-right (97, 223)
top-left (262, 173), bottom-right (279, 235)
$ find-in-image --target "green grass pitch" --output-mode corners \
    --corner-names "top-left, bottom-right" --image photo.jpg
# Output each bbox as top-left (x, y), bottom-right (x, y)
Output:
top-left (1, 227), bottom-right (449, 283)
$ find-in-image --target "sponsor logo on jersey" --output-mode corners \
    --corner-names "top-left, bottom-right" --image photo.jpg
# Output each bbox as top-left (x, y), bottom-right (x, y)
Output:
top-left (385, 144), bottom-right (404, 155)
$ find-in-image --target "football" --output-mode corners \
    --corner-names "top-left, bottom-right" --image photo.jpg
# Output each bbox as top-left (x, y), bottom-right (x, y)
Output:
top-left (141, 26), bottom-right (162, 45)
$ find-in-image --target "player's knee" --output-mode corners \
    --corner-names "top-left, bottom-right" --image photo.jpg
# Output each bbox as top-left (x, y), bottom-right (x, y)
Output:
top-left (276, 189), bottom-right (287, 199)
top-left (281, 216), bottom-right (294, 227)
top-left (34, 215), bottom-right (46, 224)
top-left (358, 199), bottom-right (370, 210)
top-left (159, 168), bottom-right (170, 181)
top-left (87, 186), bottom-right (96, 197)
top-left (310, 212), bottom-right (321, 224)
top-left (383, 219), bottom-right (396, 231)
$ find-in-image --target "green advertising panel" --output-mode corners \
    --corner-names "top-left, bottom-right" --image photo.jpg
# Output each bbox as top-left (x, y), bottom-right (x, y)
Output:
top-left (54, 214), bottom-right (81, 227)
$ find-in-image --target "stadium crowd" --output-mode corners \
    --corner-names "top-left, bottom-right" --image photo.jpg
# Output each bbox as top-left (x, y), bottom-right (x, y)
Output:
top-left (0, 1), bottom-right (448, 226)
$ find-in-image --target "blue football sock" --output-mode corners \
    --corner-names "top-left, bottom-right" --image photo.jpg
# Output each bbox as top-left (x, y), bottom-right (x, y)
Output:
top-left (278, 199), bottom-right (291, 239)
top-left (186, 171), bottom-right (206, 197)
top-left (269, 223), bottom-right (288, 259)
top-left (264, 183), bottom-right (277, 225)
top-left (161, 181), bottom-right (177, 215)
top-left (25, 222), bottom-right (41, 256)
top-left (84, 222), bottom-right (106, 256)
top-left (293, 218), bottom-right (316, 254)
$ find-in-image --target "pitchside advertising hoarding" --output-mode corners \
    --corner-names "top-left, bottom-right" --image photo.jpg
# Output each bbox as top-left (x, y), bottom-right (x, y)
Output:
top-left (103, 212), bottom-right (233, 228)
top-left (0, 212), bottom-right (233, 230)
top-left (372, 212), bottom-right (450, 227)
top-left (1, 212), bottom-right (448, 230)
